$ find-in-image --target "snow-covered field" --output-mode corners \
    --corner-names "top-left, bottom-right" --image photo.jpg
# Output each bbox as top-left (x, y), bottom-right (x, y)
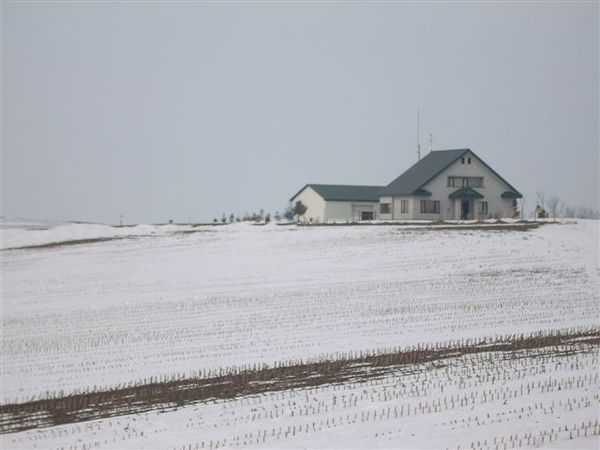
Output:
top-left (3, 344), bottom-right (599, 449)
top-left (1, 218), bottom-right (599, 448)
top-left (1, 219), bottom-right (598, 401)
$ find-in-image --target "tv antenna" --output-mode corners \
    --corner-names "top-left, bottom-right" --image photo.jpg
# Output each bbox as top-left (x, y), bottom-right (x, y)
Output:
top-left (416, 108), bottom-right (421, 161)
top-left (429, 133), bottom-right (434, 153)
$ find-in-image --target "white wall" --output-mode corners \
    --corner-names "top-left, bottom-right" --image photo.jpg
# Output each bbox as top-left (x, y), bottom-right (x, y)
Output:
top-left (293, 151), bottom-right (518, 222)
top-left (351, 203), bottom-right (378, 221)
top-left (289, 189), bottom-right (381, 223)
top-left (325, 201), bottom-right (379, 222)
top-left (290, 186), bottom-right (326, 222)
top-left (324, 201), bottom-right (352, 222)
top-left (379, 196), bottom-right (393, 220)
top-left (392, 197), bottom-right (414, 220)
top-left (380, 196), bottom-right (416, 220)
top-left (413, 151), bottom-right (518, 220)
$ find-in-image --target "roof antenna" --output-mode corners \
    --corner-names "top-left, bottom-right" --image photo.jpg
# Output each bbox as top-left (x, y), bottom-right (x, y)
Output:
top-left (429, 133), bottom-right (434, 153)
top-left (416, 108), bottom-right (421, 161)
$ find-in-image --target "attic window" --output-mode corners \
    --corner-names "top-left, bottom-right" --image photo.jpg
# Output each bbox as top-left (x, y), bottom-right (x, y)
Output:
top-left (461, 157), bottom-right (465, 164)
top-left (468, 157), bottom-right (472, 164)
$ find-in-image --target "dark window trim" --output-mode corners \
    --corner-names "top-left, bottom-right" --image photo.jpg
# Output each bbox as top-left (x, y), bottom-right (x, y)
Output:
top-left (479, 201), bottom-right (488, 215)
top-left (448, 176), bottom-right (484, 188)
top-left (420, 200), bottom-right (440, 214)
top-left (400, 200), bottom-right (408, 214)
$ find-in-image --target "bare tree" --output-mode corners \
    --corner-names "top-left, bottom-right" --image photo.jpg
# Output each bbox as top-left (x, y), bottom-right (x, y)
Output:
top-left (547, 196), bottom-right (559, 222)
top-left (564, 205), bottom-right (575, 218)
top-left (535, 190), bottom-right (545, 210)
top-left (576, 205), bottom-right (600, 219)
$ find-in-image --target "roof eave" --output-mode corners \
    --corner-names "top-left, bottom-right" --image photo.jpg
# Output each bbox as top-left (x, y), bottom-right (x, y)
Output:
top-left (411, 189), bottom-right (432, 197)
top-left (322, 198), bottom-right (381, 202)
top-left (501, 191), bottom-right (523, 199)
top-left (449, 186), bottom-right (485, 199)
top-left (289, 184), bottom-right (312, 202)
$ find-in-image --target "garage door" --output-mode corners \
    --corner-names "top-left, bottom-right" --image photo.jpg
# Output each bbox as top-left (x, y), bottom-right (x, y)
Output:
top-left (352, 205), bottom-right (374, 221)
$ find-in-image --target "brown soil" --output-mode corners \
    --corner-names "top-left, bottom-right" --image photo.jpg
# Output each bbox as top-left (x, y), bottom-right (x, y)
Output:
top-left (3, 237), bottom-right (129, 251)
top-left (1, 328), bottom-right (597, 434)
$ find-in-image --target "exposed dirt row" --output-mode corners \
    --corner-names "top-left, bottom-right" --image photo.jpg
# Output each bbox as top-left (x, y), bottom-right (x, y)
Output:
top-left (3, 236), bottom-right (129, 251)
top-left (295, 221), bottom-right (543, 231)
top-left (1, 328), bottom-right (597, 434)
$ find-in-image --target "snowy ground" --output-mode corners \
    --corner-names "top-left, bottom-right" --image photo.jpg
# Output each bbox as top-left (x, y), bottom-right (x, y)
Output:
top-left (3, 344), bottom-right (598, 449)
top-left (1, 218), bottom-right (599, 448)
top-left (1, 219), bottom-right (598, 403)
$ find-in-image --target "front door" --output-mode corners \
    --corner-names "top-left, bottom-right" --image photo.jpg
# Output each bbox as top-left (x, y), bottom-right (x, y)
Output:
top-left (461, 200), bottom-right (470, 220)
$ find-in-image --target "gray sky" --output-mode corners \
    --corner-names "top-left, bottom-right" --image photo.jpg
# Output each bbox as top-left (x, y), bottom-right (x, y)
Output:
top-left (2, 2), bottom-right (598, 224)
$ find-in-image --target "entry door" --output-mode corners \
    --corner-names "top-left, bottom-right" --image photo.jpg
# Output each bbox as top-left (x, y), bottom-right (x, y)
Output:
top-left (461, 200), bottom-right (470, 220)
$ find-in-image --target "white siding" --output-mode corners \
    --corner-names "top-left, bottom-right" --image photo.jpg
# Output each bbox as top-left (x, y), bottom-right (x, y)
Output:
top-left (290, 186), bottom-right (326, 222)
top-left (324, 201), bottom-right (352, 222)
top-left (292, 150), bottom-right (519, 222)
top-left (351, 204), bottom-right (377, 221)
top-left (392, 197), bottom-right (413, 220)
top-left (414, 151), bottom-right (518, 220)
top-left (379, 196), bottom-right (393, 220)
top-left (325, 201), bottom-right (379, 222)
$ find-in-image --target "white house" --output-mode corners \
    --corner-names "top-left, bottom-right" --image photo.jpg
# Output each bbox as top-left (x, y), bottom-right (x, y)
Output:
top-left (289, 184), bottom-right (384, 223)
top-left (379, 149), bottom-right (522, 220)
top-left (290, 149), bottom-right (522, 222)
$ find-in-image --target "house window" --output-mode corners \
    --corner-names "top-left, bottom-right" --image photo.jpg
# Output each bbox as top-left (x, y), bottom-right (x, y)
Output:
top-left (468, 157), bottom-right (472, 164)
top-left (461, 157), bottom-right (465, 164)
top-left (468, 177), bottom-right (483, 188)
top-left (479, 201), bottom-right (488, 215)
top-left (420, 200), bottom-right (440, 214)
top-left (380, 203), bottom-right (391, 214)
top-left (448, 176), bottom-right (483, 188)
top-left (400, 200), bottom-right (408, 214)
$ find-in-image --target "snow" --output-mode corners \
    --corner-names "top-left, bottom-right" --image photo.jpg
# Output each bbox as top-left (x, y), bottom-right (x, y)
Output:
top-left (1, 218), bottom-right (599, 448)
top-left (3, 344), bottom-right (598, 449)
top-left (0, 217), bottom-right (201, 250)
top-left (1, 220), bottom-right (598, 404)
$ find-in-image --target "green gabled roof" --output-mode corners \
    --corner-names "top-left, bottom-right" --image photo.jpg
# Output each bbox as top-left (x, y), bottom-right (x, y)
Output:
top-left (412, 188), bottom-right (432, 196)
top-left (380, 149), bottom-right (469, 196)
top-left (449, 187), bottom-right (484, 199)
top-left (290, 184), bottom-right (385, 202)
top-left (380, 149), bottom-right (522, 198)
top-left (501, 191), bottom-right (523, 199)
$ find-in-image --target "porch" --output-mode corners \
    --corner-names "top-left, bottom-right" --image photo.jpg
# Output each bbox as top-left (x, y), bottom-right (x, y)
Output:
top-left (449, 187), bottom-right (484, 220)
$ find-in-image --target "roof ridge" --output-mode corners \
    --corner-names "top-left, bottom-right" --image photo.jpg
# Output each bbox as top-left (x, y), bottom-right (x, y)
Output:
top-left (379, 149), bottom-right (469, 196)
top-left (290, 184), bottom-right (385, 202)
top-left (430, 148), bottom-right (470, 152)
top-left (307, 183), bottom-right (385, 187)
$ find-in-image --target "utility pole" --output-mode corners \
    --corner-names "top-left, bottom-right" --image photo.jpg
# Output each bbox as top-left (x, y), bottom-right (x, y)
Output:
top-left (120, 215), bottom-right (123, 226)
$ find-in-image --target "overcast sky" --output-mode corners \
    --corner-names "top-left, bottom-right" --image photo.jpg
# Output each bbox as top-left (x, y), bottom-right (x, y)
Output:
top-left (2, 2), bottom-right (598, 224)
